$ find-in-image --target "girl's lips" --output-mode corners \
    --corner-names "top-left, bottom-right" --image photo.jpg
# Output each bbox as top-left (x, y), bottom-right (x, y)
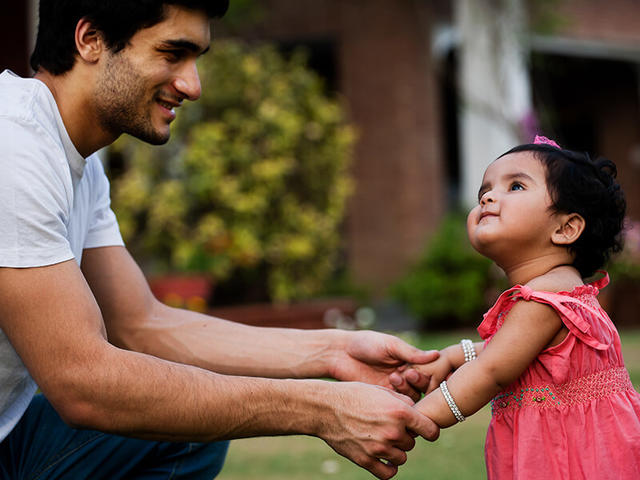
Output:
top-left (479, 212), bottom-right (498, 222)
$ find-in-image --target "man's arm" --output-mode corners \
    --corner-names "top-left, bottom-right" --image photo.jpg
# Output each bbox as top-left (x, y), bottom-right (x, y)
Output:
top-left (81, 246), bottom-right (437, 395)
top-left (0, 250), bottom-right (439, 479)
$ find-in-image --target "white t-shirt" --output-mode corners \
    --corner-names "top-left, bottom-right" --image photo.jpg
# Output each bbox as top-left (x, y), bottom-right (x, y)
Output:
top-left (0, 70), bottom-right (124, 441)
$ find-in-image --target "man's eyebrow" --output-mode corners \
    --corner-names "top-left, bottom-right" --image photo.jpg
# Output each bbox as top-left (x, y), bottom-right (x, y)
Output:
top-left (160, 39), bottom-right (210, 55)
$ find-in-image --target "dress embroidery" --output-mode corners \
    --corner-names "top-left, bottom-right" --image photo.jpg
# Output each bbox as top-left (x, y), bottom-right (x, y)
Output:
top-left (491, 366), bottom-right (633, 414)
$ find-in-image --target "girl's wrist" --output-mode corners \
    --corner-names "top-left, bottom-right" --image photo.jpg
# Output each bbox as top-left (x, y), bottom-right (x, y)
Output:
top-left (442, 344), bottom-right (465, 370)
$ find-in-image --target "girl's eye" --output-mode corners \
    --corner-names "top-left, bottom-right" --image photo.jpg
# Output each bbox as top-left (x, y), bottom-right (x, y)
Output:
top-left (510, 182), bottom-right (524, 191)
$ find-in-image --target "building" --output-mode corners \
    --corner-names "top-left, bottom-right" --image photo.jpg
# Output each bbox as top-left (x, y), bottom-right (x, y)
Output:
top-left (3, 0), bottom-right (639, 299)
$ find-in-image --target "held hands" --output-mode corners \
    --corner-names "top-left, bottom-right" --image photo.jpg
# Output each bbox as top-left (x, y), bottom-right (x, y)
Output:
top-left (329, 330), bottom-right (439, 401)
top-left (404, 351), bottom-right (456, 394)
top-left (317, 381), bottom-right (439, 480)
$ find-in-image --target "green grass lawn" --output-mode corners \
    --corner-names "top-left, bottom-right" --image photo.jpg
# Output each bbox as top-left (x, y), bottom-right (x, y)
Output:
top-left (218, 328), bottom-right (640, 480)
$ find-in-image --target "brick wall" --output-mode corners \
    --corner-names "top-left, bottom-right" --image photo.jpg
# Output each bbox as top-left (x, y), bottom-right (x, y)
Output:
top-left (240, 0), bottom-right (447, 294)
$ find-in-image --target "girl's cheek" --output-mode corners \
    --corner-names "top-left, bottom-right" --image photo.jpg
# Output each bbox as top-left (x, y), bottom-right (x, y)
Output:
top-left (466, 208), bottom-right (479, 235)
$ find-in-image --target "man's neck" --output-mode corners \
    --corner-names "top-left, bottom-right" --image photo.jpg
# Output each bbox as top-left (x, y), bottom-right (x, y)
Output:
top-left (34, 69), bottom-right (117, 157)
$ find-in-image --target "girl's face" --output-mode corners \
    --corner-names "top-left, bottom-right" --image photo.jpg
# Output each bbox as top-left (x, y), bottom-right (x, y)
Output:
top-left (467, 152), bottom-right (560, 263)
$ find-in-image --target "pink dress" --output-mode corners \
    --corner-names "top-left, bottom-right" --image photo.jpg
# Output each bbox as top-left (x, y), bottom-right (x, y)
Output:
top-left (478, 274), bottom-right (640, 479)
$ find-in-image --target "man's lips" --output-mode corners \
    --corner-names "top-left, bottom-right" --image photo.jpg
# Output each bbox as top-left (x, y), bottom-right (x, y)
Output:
top-left (158, 98), bottom-right (180, 107)
top-left (156, 98), bottom-right (181, 120)
top-left (157, 98), bottom-right (181, 110)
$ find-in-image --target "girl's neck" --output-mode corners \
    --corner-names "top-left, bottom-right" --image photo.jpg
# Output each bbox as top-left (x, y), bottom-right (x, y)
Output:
top-left (501, 257), bottom-right (576, 286)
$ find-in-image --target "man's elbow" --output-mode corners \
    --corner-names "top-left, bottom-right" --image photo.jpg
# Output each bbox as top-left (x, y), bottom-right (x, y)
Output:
top-left (55, 396), bottom-right (101, 430)
top-left (40, 357), bottom-right (116, 431)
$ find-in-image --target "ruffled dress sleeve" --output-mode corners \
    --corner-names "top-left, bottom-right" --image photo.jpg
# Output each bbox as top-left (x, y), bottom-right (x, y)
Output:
top-left (478, 273), bottom-right (615, 350)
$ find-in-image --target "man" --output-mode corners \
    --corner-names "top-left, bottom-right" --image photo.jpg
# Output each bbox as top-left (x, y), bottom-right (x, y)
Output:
top-left (0, 1), bottom-right (439, 478)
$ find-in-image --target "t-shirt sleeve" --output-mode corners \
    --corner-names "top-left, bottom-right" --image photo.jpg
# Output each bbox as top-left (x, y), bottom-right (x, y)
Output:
top-left (83, 156), bottom-right (124, 250)
top-left (0, 119), bottom-right (75, 268)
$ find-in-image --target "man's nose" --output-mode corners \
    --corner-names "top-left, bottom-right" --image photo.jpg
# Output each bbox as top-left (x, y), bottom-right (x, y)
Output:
top-left (174, 62), bottom-right (202, 101)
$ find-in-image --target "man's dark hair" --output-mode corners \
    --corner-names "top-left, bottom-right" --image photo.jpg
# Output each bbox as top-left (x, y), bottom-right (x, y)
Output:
top-left (30, 0), bottom-right (229, 75)
top-left (499, 143), bottom-right (627, 278)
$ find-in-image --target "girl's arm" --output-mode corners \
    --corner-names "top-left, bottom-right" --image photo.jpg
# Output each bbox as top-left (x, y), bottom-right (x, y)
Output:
top-left (415, 299), bottom-right (564, 427)
top-left (440, 341), bottom-right (485, 369)
top-left (410, 340), bottom-right (484, 393)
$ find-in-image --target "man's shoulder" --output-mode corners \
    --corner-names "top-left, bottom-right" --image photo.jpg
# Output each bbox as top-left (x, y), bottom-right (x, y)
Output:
top-left (0, 71), bottom-right (42, 123)
top-left (0, 71), bottom-right (62, 146)
top-left (0, 72), bottom-right (65, 161)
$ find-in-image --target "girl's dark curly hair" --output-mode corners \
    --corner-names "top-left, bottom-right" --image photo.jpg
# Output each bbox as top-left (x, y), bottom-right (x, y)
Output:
top-left (499, 143), bottom-right (626, 278)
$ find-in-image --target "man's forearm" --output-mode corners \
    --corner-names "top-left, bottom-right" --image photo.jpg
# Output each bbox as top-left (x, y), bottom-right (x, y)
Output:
top-left (111, 301), bottom-right (346, 379)
top-left (60, 342), bottom-right (332, 442)
top-left (56, 339), bottom-right (441, 480)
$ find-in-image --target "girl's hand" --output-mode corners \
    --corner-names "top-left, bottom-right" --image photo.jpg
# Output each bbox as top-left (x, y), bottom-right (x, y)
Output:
top-left (409, 353), bottom-right (455, 394)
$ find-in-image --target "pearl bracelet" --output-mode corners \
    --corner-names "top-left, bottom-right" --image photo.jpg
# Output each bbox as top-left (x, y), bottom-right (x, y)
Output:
top-left (460, 338), bottom-right (476, 362)
top-left (440, 380), bottom-right (465, 422)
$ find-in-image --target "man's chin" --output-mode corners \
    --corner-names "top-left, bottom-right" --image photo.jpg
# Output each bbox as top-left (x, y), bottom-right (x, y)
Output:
top-left (126, 127), bottom-right (170, 145)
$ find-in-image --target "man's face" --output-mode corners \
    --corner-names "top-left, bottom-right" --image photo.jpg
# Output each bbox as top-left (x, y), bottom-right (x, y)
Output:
top-left (94, 6), bottom-right (210, 145)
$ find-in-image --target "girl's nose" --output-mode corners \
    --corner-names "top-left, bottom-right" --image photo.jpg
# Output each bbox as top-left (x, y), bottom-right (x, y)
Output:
top-left (480, 192), bottom-right (495, 205)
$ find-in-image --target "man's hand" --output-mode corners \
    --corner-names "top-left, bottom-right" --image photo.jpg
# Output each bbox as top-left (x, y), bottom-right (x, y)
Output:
top-left (316, 381), bottom-right (439, 480)
top-left (329, 330), bottom-right (439, 402)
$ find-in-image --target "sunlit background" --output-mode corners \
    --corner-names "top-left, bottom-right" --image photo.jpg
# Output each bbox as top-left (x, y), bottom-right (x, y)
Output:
top-left (3, 1), bottom-right (640, 477)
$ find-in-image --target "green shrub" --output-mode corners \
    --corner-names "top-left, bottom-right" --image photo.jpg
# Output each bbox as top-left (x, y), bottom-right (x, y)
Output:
top-left (391, 212), bottom-right (502, 329)
top-left (110, 40), bottom-right (355, 303)
top-left (608, 218), bottom-right (640, 282)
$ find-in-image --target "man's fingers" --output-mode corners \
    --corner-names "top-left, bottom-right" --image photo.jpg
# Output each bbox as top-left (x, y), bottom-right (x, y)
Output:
top-left (383, 448), bottom-right (408, 466)
top-left (405, 408), bottom-right (440, 442)
top-left (402, 367), bottom-right (430, 392)
top-left (395, 433), bottom-right (416, 451)
top-left (366, 459), bottom-right (398, 480)
top-left (386, 389), bottom-right (415, 406)
top-left (389, 372), bottom-right (421, 402)
top-left (390, 339), bottom-right (439, 365)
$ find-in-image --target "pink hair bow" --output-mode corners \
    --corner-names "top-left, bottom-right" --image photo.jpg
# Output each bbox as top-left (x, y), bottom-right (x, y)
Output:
top-left (534, 135), bottom-right (561, 149)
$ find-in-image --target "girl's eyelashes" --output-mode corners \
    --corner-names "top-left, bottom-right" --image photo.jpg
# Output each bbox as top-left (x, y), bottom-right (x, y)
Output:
top-left (477, 182), bottom-right (524, 203)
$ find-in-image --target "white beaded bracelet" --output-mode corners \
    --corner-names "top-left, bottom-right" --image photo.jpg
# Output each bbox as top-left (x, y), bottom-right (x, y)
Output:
top-left (461, 339), bottom-right (476, 362)
top-left (440, 380), bottom-right (465, 422)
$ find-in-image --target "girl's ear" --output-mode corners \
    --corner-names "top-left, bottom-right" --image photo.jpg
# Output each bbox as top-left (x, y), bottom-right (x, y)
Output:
top-left (551, 213), bottom-right (585, 245)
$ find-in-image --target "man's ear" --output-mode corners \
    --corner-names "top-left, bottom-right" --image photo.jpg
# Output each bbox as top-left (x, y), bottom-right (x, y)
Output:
top-left (75, 17), bottom-right (104, 64)
top-left (551, 213), bottom-right (585, 246)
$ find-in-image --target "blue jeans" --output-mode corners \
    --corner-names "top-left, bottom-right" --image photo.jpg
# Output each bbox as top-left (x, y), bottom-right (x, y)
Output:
top-left (0, 395), bottom-right (229, 479)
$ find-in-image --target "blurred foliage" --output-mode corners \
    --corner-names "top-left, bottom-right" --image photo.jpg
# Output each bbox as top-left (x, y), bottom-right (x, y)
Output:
top-left (218, 0), bottom-right (265, 32)
top-left (608, 218), bottom-right (640, 282)
top-left (391, 212), bottom-right (504, 329)
top-left (111, 40), bottom-right (355, 303)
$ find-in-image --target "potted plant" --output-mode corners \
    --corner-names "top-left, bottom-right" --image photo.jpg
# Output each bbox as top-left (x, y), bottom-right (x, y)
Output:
top-left (109, 40), bottom-right (355, 314)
